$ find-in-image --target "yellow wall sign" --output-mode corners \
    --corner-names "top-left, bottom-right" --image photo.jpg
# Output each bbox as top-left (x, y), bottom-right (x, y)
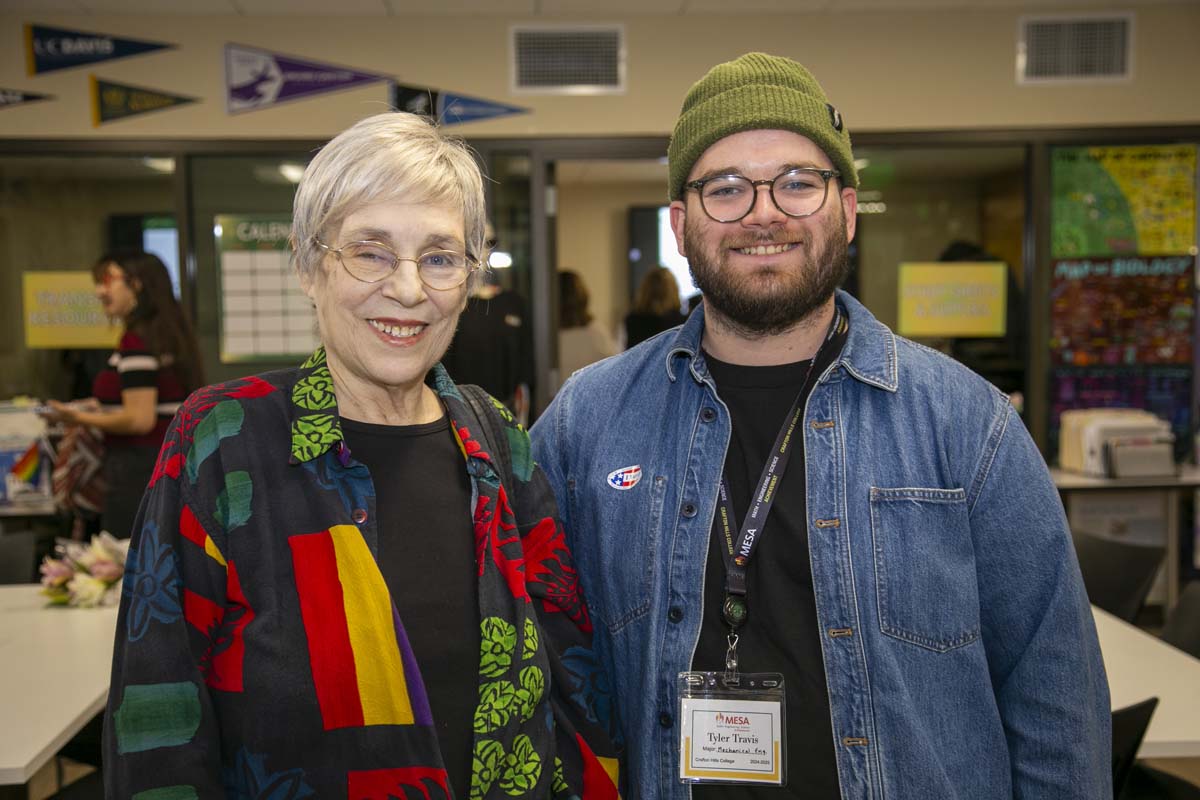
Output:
top-left (898, 262), bottom-right (1008, 338)
top-left (23, 271), bottom-right (118, 349)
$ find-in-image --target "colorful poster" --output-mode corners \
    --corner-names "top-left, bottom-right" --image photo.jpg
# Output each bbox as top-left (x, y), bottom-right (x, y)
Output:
top-left (393, 83), bottom-right (528, 126)
top-left (22, 272), bottom-right (118, 349)
top-left (1049, 367), bottom-right (1191, 461)
top-left (1051, 144), bottom-right (1197, 258)
top-left (225, 44), bottom-right (390, 113)
top-left (0, 88), bottom-right (51, 109)
top-left (1050, 256), bottom-right (1194, 367)
top-left (896, 262), bottom-right (1007, 338)
top-left (26, 24), bottom-right (172, 75)
top-left (215, 215), bottom-right (316, 362)
top-left (91, 76), bottom-right (196, 125)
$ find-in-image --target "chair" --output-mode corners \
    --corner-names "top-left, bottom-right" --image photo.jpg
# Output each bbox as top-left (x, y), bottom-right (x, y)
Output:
top-left (44, 769), bottom-right (103, 799)
top-left (1159, 580), bottom-right (1200, 659)
top-left (1123, 764), bottom-right (1200, 799)
top-left (1072, 531), bottom-right (1164, 623)
top-left (1112, 698), bottom-right (1158, 799)
top-left (0, 530), bottom-right (38, 584)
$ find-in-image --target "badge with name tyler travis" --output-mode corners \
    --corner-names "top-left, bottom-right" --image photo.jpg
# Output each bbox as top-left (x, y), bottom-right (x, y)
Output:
top-left (677, 672), bottom-right (786, 786)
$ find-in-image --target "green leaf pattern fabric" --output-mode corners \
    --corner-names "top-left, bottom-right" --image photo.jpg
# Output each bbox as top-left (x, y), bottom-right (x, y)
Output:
top-left (288, 348), bottom-right (345, 464)
top-left (523, 617), bottom-right (538, 661)
top-left (291, 371), bottom-right (336, 411)
top-left (515, 666), bottom-right (544, 724)
top-left (290, 414), bottom-right (340, 463)
top-left (471, 739), bottom-right (504, 799)
top-left (475, 680), bottom-right (518, 734)
top-left (499, 735), bottom-right (542, 796)
top-left (480, 617), bottom-right (516, 678)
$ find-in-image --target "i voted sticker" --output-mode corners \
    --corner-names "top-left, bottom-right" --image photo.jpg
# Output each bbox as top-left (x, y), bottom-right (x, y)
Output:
top-left (607, 465), bottom-right (642, 490)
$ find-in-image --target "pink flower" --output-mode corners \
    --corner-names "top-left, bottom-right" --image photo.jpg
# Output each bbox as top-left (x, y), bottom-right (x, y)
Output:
top-left (89, 559), bottom-right (123, 582)
top-left (39, 557), bottom-right (73, 588)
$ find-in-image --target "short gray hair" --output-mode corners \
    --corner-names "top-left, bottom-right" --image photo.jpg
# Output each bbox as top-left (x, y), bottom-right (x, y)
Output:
top-left (291, 112), bottom-right (488, 282)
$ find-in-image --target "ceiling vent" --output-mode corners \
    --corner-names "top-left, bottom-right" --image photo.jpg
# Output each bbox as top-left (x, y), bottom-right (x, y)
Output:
top-left (511, 25), bottom-right (625, 95)
top-left (1018, 14), bottom-right (1133, 83)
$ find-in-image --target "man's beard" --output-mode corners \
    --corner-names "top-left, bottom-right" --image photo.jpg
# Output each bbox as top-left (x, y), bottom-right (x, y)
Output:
top-left (685, 208), bottom-right (850, 338)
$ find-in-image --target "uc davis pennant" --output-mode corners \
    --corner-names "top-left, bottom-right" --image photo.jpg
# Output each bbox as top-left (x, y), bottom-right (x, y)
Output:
top-left (225, 44), bottom-right (390, 113)
top-left (393, 83), bottom-right (528, 126)
top-left (92, 77), bottom-right (196, 126)
top-left (27, 24), bottom-right (173, 75)
top-left (0, 88), bottom-right (51, 109)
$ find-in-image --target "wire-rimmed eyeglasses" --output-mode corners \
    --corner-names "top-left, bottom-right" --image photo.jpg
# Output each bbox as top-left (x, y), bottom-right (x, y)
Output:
top-left (685, 167), bottom-right (841, 223)
top-left (314, 237), bottom-right (479, 291)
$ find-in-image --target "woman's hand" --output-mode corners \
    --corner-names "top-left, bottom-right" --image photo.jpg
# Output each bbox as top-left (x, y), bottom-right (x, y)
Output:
top-left (40, 398), bottom-right (100, 425)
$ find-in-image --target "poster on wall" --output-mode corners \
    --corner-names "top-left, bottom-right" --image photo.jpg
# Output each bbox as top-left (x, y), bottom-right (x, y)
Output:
top-left (392, 83), bottom-right (528, 126)
top-left (1051, 144), bottom-right (1196, 259)
top-left (896, 262), bottom-right (1007, 338)
top-left (91, 76), bottom-right (196, 125)
top-left (22, 272), bottom-right (117, 349)
top-left (215, 215), bottom-right (317, 363)
top-left (225, 44), bottom-right (390, 114)
top-left (26, 24), bottom-right (173, 75)
top-left (1050, 255), bottom-right (1194, 367)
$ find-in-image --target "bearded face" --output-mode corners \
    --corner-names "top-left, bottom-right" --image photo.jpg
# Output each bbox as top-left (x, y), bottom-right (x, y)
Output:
top-left (683, 197), bottom-right (851, 338)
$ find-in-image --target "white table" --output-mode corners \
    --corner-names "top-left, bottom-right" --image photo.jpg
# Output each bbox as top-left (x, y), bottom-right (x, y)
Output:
top-left (0, 584), bottom-right (117, 794)
top-left (1094, 605), bottom-right (1200, 758)
top-left (1052, 466), bottom-right (1200, 608)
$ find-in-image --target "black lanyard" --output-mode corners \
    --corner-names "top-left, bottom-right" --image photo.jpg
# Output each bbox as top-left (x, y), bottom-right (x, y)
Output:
top-left (715, 308), bottom-right (844, 633)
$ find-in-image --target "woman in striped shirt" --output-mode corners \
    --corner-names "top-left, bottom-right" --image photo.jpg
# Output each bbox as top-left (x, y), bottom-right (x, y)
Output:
top-left (44, 251), bottom-right (204, 539)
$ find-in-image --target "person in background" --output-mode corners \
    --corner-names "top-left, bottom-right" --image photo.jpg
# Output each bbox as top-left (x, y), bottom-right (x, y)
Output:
top-left (623, 267), bottom-right (687, 349)
top-left (441, 224), bottom-right (535, 424)
top-left (557, 270), bottom-right (616, 383)
top-left (102, 111), bottom-right (619, 800)
top-left (41, 251), bottom-right (203, 540)
top-left (532, 52), bottom-right (1108, 799)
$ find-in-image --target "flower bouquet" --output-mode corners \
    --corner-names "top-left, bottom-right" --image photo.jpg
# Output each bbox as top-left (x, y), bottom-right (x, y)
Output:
top-left (40, 532), bottom-right (130, 607)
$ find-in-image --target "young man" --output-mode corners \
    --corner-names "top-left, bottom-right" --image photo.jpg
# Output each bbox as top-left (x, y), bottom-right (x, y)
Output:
top-left (530, 53), bottom-right (1109, 799)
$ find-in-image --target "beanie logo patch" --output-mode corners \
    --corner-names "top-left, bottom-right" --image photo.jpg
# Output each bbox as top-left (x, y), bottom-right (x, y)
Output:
top-left (827, 103), bottom-right (843, 132)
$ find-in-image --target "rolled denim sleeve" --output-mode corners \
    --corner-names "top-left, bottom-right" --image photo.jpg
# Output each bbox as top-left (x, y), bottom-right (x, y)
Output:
top-left (968, 400), bottom-right (1111, 799)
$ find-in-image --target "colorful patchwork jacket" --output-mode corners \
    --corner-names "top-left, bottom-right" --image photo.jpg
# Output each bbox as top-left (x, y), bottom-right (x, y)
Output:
top-left (103, 348), bottom-right (623, 800)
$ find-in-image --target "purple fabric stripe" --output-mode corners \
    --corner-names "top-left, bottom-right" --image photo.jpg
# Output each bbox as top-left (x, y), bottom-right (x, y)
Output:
top-left (390, 603), bottom-right (433, 726)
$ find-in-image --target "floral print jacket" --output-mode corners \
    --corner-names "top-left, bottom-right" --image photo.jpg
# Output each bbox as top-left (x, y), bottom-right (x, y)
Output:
top-left (104, 348), bottom-right (622, 800)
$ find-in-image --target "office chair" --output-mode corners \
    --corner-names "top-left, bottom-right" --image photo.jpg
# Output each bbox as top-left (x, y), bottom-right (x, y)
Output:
top-left (1159, 580), bottom-right (1200, 659)
top-left (1072, 531), bottom-right (1165, 623)
top-left (1112, 697), bottom-right (1158, 799)
top-left (0, 530), bottom-right (38, 584)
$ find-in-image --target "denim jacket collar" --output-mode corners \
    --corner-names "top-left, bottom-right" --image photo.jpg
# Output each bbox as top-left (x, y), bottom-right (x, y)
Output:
top-left (664, 289), bottom-right (898, 393)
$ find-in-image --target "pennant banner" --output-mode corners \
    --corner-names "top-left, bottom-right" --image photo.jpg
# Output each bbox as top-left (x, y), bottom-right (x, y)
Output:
top-left (92, 76), bottom-right (196, 126)
top-left (225, 44), bottom-right (390, 113)
top-left (26, 24), bottom-right (172, 75)
top-left (0, 88), bottom-right (52, 109)
top-left (393, 83), bottom-right (528, 126)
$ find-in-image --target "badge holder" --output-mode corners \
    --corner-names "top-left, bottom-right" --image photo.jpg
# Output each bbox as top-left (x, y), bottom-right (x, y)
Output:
top-left (676, 668), bottom-right (787, 786)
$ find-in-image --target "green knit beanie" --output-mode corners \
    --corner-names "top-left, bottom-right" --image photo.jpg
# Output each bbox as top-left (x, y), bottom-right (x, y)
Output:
top-left (667, 52), bottom-right (858, 201)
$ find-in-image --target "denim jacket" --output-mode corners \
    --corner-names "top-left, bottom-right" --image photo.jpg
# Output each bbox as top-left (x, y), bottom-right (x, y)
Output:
top-left (531, 291), bottom-right (1110, 800)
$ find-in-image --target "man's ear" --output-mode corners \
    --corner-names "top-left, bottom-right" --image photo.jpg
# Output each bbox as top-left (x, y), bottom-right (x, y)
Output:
top-left (669, 201), bottom-right (688, 257)
top-left (840, 187), bottom-right (858, 243)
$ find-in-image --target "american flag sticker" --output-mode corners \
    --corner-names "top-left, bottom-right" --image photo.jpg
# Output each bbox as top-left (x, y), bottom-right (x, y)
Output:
top-left (606, 465), bottom-right (643, 490)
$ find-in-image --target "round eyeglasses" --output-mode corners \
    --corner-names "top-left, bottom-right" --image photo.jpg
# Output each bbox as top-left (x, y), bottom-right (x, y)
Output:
top-left (685, 167), bottom-right (841, 223)
top-left (315, 237), bottom-right (479, 291)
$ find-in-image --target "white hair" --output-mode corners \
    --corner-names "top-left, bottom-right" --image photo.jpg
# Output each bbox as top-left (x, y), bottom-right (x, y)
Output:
top-left (291, 112), bottom-right (488, 284)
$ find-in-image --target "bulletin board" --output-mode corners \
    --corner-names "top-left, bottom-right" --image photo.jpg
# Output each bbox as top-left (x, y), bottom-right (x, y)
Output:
top-left (215, 214), bottom-right (317, 363)
top-left (1047, 144), bottom-right (1198, 462)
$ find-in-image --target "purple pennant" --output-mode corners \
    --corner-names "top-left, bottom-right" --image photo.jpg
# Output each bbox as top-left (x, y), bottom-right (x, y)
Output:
top-left (225, 43), bottom-right (390, 114)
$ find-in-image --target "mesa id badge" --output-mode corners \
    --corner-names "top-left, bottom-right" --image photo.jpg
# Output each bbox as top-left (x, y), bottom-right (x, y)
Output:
top-left (677, 672), bottom-right (786, 785)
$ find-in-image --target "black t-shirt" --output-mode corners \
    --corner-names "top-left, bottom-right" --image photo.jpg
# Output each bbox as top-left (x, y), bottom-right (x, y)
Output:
top-left (691, 332), bottom-right (846, 799)
top-left (341, 414), bottom-right (478, 798)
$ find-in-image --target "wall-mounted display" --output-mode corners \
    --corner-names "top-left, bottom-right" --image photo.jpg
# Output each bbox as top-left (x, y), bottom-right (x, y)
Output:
top-left (392, 83), bottom-right (527, 126)
top-left (22, 271), bottom-right (117, 349)
top-left (897, 262), bottom-right (1008, 338)
top-left (26, 24), bottom-right (172, 75)
top-left (91, 76), bottom-right (196, 126)
top-left (225, 43), bottom-right (389, 114)
top-left (0, 88), bottom-right (51, 108)
top-left (215, 214), bottom-right (316, 363)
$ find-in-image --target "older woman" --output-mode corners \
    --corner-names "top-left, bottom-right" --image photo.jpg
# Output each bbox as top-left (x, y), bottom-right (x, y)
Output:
top-left (104, 113), bottom-right (620, 800)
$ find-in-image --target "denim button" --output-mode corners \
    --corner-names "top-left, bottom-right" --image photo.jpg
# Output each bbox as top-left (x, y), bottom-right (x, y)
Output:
top-left (352, 508), bottom-right (368, 524)
top-left (659, 712), bottom-right (673, 728)
top-left (700, 407), bottom-right (717, 422)
top-left (682, 503), bottom-right (697, 518)
top-left (668, 607), bottom-right (684, 623)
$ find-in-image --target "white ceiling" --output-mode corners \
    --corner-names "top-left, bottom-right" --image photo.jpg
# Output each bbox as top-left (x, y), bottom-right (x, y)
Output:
top-left (1, 0), bottom-right (1194, 14)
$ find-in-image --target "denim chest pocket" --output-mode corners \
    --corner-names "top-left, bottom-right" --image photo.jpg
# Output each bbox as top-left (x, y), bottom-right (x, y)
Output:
top-left (869, 487), bottom-right (980, 653)
top-left (568, 472), bottom-right (665, 635)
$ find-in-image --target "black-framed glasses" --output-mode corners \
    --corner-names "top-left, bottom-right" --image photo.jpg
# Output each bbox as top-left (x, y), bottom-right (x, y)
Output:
top-left (685, 167), bottom-right (841, 223)
top-left (314, 237), bottom-right (479, 291)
